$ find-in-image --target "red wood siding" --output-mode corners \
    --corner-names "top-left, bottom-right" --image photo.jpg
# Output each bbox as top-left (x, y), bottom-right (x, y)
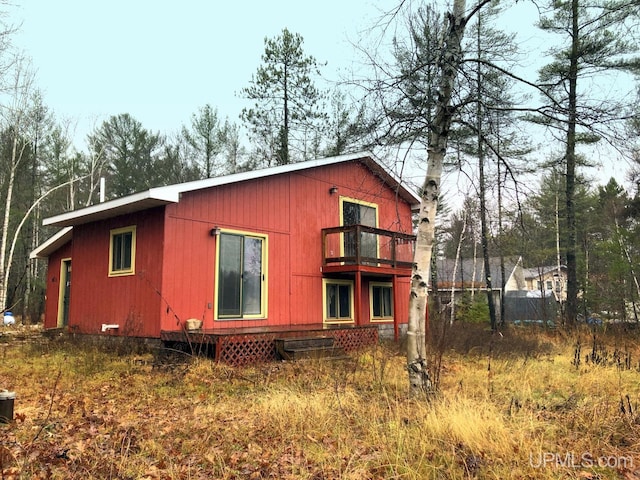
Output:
top-left (160, 161), bottom-right (414, 331)
top-left (66, 208), bottom-right (165, 337)
top-left (42, 159), bottom-right (414, 337)
top-left (288, 162), bottom-right (413, 326)
top-left (43, 241), bottom-right (72, 329)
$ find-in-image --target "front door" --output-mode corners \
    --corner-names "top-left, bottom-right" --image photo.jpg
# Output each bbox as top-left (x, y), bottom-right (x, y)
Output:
top-left (58, 259), bottom-right (71, 327)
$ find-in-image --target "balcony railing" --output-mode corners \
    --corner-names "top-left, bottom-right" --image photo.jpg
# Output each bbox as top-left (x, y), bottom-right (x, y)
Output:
top-left (321, 225), bottom-right (416, 269)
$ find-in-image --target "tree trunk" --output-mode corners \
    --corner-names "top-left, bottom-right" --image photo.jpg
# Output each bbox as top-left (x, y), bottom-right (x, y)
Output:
top-left (0, 136), bottom-right (20, 312)
top-left (450, 211), bottom-right (467, 325)
top-left (407, 0), bottom-right (469, 397)
top-left (497, 152), bottom-right (506, 327)
top-left (4, 176), bottom-right (87, 310)
top-left (564, 0), bottom-right (579, 327)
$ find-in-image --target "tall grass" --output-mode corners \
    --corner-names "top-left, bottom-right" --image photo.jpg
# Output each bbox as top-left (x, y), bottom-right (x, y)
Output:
top-left (0, 325), bottom-right (639, 479)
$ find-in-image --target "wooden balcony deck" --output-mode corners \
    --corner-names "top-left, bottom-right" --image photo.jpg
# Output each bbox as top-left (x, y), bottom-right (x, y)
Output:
top-left (321, 225), bottom-right (415, 276)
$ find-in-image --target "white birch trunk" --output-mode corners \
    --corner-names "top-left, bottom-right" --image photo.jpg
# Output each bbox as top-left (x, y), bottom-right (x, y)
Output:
top-left (406, 0), bottom-right (470, 396)
top-left (450, 212), bottom-right (467, 325)
top-left (0, 140), bottom-right (18, 311)
top-left (3, 176), bottom-right (88, 307)
top-left (0, 59), bottom-right (35, 312)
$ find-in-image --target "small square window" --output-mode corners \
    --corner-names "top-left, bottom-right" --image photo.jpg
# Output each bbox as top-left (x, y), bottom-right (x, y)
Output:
top-left (109, 226), bottom-right (136, 276)
top-left (323, 279), bottom-right (354, 323)
top-left (371, 282), bottom-right (393, 320)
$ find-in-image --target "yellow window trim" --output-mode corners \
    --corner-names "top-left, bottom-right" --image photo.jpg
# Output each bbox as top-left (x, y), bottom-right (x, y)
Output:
top-left (214, 228), bottom-right (269, 320)
top-left (108, 225), bottom-right (136, 277)
top-left (338, 196), bottom-right (379, 226)
top-left (369, 281), bottom-right (394, 322)
top-left (338, 196), bottom-right (380, 258)
top-left (57, 258), bottom-right (72, 328)
top-left (322, 278), bottom-right (355, 324)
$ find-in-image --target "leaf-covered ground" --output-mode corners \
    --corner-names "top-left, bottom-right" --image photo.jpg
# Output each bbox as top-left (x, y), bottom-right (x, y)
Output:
top-left (1, 324), bottom-right (640, 479)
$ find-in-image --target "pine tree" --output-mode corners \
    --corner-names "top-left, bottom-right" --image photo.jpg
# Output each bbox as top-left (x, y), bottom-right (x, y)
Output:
top-left (533, 0), bottom-right (640, 325)
top-left (241, 28), bottom-right (325, 166)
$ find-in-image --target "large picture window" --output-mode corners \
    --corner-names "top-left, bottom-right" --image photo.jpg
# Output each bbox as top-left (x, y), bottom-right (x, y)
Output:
top-left (216, 231), bottom-right (267, 319)
top-left (323, 279), bottom-right (354, 323)
top-left (370, 282), bottom-right (393, 321)
top-left (109, 226), bottom-right (136, 276)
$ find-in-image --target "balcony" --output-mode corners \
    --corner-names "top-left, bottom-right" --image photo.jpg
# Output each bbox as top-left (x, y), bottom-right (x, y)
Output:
top-left (321, 225), bottom-right (416, 276)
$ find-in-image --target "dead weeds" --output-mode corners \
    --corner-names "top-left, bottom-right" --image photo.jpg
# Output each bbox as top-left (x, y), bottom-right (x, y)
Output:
top-left (0, 327), bottom-right (639, 479)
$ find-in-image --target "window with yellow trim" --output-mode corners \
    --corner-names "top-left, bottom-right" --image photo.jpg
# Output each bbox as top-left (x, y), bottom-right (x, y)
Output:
top-left (109, 226), bottom-right (136, 276)
top-left (370, 282), bottom-right (393, 321)
top-left (216, 230), bottom-right (267, 319)
top-left (323, 279), bottom-right (354, 323)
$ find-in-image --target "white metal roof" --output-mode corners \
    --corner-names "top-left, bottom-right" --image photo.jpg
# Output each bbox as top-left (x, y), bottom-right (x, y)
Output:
top-left (42, 151), bottom-right (421, 228)
top-left (30, 226), bottom-right (73, 259)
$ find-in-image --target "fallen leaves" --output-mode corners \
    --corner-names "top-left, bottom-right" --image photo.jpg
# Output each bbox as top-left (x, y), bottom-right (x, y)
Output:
top-left (0, 334), bottom-right (639, 479)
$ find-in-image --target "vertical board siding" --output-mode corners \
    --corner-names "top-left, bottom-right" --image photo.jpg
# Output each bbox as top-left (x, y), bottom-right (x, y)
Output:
top-left (45, 158), bottom-right (415, 337)
top-left (160, 161), bottom-right (414, 332)
top-left (68, 207), bottom-right (165, 337)
top-left (287, 162), bottom-right (414, 327)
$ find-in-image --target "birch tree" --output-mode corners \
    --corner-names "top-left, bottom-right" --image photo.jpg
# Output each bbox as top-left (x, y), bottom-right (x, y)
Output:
top-left (0, 57), bottom-right (34, 313)
top-left (406, 0), bottom-right (492, 396)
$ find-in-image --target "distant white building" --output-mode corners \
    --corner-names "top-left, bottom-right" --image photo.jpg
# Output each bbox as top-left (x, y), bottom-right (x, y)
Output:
top-left (522, 265), bottom-right (567, 302)
top-left (432, 257), bottom-right (564, 325)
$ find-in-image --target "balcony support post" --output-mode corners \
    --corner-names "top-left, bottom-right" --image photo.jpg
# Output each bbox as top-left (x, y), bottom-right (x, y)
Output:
top-left (392, 275), bottom-right (400, 341)
top-left (355, 271), bottom-right (362, 326)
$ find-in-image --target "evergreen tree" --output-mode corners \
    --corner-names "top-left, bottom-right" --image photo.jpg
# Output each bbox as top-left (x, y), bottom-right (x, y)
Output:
top-left (241, 28), bottom-right (325, 166)
top-left (88, 114), bottom-right (165, 198)
top-left (181, 104), bottom-right (228, 178)
top-left (533, 0), bottom-right (640, 325)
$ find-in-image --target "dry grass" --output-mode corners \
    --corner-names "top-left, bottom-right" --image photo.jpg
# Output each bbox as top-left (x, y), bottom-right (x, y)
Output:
top-left (0, 325), bottom-right (639, 479)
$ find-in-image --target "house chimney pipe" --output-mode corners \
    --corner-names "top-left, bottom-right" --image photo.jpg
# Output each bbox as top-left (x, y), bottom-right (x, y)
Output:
top-left (100, 177), bottom-right (105, 203)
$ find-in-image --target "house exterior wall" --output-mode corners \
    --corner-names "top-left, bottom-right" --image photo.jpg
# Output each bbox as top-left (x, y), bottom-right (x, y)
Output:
top-left (43, 241), bottom-right (72, 329)
top-left (64, 208), bottom-right (165, 337)
top-left (159, 161), bottom-right (414, 331)
top-left (504, 262), bottom-right (526, 292)
top-left (42, 160), bottom-right (415, 337)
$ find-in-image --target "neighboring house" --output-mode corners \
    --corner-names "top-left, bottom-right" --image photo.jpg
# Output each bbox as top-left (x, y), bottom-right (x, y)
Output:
top-left (522, 265), bottom-right (567, 302)
top-left (430, 256), bottom-right (524, 323)
top-left (431, 256), bottom-right (561, 325)
top-left (433, 256), bottom-right (525, 293)
top-left (31, 152), bottom-right (419, 363)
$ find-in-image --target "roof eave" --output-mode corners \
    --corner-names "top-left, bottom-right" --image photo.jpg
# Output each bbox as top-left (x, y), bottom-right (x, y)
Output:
top-left (30, 226), bottom-right (73, 259)
top-left (43, 189), bottom-right (180, 228)
top-left (40, 151), bottom-right (421, 228)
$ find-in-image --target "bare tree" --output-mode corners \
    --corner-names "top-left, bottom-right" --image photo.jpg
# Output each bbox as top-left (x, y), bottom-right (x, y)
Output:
top-left (406, 0), bottom-right (493, 396)
top-left (0, 56), bottom-right (35, 312)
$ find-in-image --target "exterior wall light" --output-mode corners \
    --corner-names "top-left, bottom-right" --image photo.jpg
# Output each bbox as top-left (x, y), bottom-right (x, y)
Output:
top-left (329, 186), bottom-right (338, 195)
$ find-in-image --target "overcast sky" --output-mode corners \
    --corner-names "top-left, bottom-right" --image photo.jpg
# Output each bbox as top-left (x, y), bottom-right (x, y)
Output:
top-left (8, 1), bottom-right (632, 196)
top-left (11, 0), bottom-right (397, 148)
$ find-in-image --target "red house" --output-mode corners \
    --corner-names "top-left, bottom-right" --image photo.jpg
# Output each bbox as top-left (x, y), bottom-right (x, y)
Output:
top-left (32, 152), bottom-right (419, 364)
